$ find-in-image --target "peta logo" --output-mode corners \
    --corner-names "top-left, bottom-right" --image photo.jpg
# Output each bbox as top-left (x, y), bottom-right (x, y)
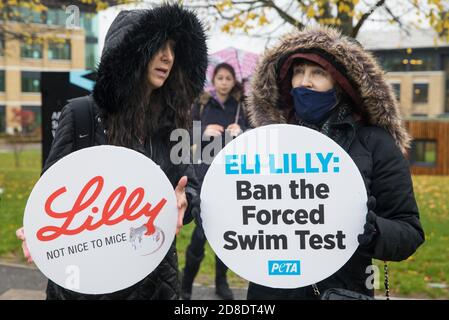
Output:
top-left (268, 260), bottom-right (301, 275)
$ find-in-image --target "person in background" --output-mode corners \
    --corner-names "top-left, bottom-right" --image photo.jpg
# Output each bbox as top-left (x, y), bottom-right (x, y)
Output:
top-left (181, 63), bottom-right (248, 300)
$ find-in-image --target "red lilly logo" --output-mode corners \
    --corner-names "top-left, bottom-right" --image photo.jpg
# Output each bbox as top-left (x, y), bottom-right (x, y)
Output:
top-left (37, 176), bottom-right (167, 242)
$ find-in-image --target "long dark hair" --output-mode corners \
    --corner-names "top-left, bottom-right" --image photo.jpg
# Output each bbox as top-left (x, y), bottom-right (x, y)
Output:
top-left (105, 58), bottom-right (194, 148)
top-left (212, 62), bottom-right (243, 100)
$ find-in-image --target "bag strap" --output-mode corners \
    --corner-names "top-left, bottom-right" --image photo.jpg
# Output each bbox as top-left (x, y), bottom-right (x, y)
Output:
top-left (312, 261), bottom-right (391, 299)
top-left (199, 102), bottom-right (206, 117)
top-left (69, 95), bottom-right (95, 151)
top-left (384, 261), bottom-right (390, 300)
top-left (234, 102), bottom-right (241, 124)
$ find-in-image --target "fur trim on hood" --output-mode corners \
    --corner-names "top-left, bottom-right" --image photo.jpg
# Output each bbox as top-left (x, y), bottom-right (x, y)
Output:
top-left (247, 26), bottom-right (411, 154)
top-left (93, 4), bottom-right (208, 117)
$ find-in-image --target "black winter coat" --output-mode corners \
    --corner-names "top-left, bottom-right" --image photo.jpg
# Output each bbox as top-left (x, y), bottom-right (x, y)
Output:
top-left (43, 98), bottom-right (200, 300)
top-left (247, 110), bottom-right (425, 299)
top-left (43, 4), bottom-right (208, 300)
top-left (246, 27), bottom-right (425, 299)
top-left (192, 92), bottom-right (248, 182)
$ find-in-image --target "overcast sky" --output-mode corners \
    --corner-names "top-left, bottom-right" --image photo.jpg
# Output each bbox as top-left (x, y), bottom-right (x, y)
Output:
top-left (97, 2), bottom-right (282, 57)
top-left (97, 0), bottom-right (436, 57)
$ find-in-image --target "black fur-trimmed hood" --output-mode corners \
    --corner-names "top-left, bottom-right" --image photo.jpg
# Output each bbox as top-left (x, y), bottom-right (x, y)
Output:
top-left (93, 4), bottom-right (208, 118)
top-left (247, 26), bottom-right (411, 154)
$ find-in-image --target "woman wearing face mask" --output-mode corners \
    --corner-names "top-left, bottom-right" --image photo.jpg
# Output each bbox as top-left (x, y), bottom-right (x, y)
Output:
top-left (181, 63), bottom-right (248, 300)
top-left (16, 4), bottom-right (207, 300)
top-left (245, 26), bottom-right (425, 299)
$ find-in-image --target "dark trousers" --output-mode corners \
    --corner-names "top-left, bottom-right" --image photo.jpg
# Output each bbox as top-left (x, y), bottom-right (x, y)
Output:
top-left (185, 224), bottom-right (229, 282)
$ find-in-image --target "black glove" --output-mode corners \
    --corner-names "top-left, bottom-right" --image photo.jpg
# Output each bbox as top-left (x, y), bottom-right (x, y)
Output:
top-left (191, 205), bottom-right (203, 229)
top-left (191, 205), bottom-right (207, 241)
top-left (188, 192), bottom-right (203, 230)
top-left (357, 196), bottom-right (378, 248)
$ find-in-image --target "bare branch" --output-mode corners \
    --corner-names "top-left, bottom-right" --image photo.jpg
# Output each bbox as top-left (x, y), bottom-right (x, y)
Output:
top-left (262, 0), bottom-right (303, 28)
top-left (352, 0), bottom-right (385, 37)
top-left (384, 4), bottom-right (411, 36)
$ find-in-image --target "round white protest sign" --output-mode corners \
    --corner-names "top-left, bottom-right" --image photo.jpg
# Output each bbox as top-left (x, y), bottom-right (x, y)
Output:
top-left (24, 146), bottom-right (177, 294)
top-left (201, 124), bottom-right (367, 289)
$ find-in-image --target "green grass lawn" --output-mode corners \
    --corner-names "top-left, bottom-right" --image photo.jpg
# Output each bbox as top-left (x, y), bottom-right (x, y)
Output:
top-left (0, 150), bottom-right (41, 260)
top-left (372, 175), bottom-right (449, 299)
top-left (0, 149), bottom-right (447, 298)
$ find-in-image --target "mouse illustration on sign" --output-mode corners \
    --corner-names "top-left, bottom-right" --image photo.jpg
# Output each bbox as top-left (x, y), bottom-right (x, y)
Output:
top-left (129, 223), bottom-right (165, 255)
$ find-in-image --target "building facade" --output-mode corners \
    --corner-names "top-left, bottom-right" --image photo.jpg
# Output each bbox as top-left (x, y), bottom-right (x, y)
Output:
top-left (405, 119), bottom-right (449, 175)
top-left (359, 30), bottom-right (449, 175)
top-left (359, 29), bottom-right (449, 118)
top-left (374, 48), bottom-right (449, 118)
top-left (0, 7), bottom-right (99, 136)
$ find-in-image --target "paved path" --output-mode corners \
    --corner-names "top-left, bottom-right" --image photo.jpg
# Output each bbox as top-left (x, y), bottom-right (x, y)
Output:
top-left (0, 142), bottom-right (41, 152)
top-left (0, 262), bottom-right (247, 300)
top-left (0, 262), bottom-right (423, 300)
top-left (0, 262), bottom-right (47, 300)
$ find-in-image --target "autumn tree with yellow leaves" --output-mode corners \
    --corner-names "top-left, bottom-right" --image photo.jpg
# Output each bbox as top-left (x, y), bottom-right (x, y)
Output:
top-left (187, 0), bottom-right (449, 40)
top-left (0, 0), bottom-right (135, 45)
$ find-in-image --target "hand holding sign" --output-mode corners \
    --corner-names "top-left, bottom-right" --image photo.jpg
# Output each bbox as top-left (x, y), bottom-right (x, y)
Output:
top-left (23, 146), bottom-right (178, 294)
top-left (226, 123), bottom-right (242, 137)
top-left (201, 124), bottom-right (367, 289)
top-left (358, 196), bottom-right (378, 249)
top-left (175, 176), bottom-right (188, 235)
top-left (204, 124), bottom-right (224, 137)
top-left (16, 227), bottom-right (33, 264)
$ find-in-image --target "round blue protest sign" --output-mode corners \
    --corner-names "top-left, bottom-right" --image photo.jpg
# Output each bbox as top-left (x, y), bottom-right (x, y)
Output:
top-left (200, 124), bottom-right (367, 289)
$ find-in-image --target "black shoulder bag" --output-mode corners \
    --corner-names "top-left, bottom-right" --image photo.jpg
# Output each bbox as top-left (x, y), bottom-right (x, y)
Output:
top-left (319, 261), bottom-right (390, 300)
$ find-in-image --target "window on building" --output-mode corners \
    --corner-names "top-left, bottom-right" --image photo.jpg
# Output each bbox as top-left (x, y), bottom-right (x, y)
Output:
top-left (408, 54), bottom-right (437, 72)
top-left (0, 106), bottom-right (5, 133)
top-left (377, 51), bottom-right (437, 72)
top-left (0, 70), bottom-right (5, 92)
top-left (21, 42), bottom-right (43, 59)
top-left (3, 6), bottom-right (21, 22)
top-left (443, 54), bottom-right (449, 113)
top-left (21, 106), bottom-right (41, 136)
top-left (380, 55), bottom-right (407, 72)
top-left (21, 72), bottom-right (41, 93)
top-left (46, 8), bottom-right (66, 26)
top-left (18, 7), bottom-right (43, 24)
top-left (413, 83), bottom-right (429, 104)
top-left (0, 35), bottom-right (4, 56)
top-left (1, 6), bottom-right (44, 23)
top-left (48, 40), bottom-right (71, 60)
top-left (391, 83), bottom-right (401, 101)
top-left (411, 139), bottom-right (437, 166)
top-left (85, 42), bottom-right (98, 70)
top-left (80, 13), bottom-right (98, 38)
top-left (411, 113), bottom-right (428, 117)
top-left (445, 79), bottom-right (449, 113)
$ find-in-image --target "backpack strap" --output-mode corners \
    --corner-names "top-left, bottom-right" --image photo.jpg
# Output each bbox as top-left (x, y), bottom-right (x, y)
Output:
top-left (199, 103), bottom-right (205, 117)
top-left (68, 95), bottom-right (95, 151)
